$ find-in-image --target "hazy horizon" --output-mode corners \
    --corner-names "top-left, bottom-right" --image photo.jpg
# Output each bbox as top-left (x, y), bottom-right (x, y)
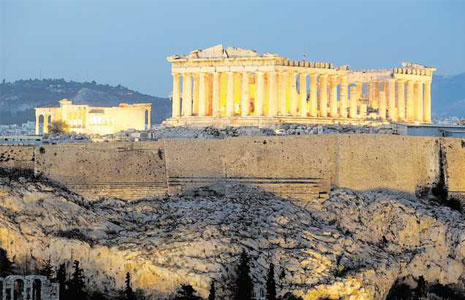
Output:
top-left (1, 0), bottom-right (465, 98)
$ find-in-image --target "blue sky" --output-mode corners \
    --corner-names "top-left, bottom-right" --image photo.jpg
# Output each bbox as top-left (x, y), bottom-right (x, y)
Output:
top-left (1, 0), bottom-right (464, 97)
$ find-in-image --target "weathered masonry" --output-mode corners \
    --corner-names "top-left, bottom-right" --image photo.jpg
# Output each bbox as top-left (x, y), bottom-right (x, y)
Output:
top-left (35, 99), bottom-right (152, 135)
top-left (164, 45), bottom-right (435, 127)
top-left (0, 275), bottom-right (59, 300)
top-left (1, 136), bottom-right (464, 204)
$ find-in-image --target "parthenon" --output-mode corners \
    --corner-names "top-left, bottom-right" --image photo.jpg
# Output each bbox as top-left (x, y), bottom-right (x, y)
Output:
top-left (164, 45), bottom-right (436, 127)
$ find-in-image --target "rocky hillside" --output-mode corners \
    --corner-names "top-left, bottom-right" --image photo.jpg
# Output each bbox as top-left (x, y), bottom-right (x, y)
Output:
top-left (0, 169), bottom-right (465, 299)
top-left (0, 79), bottom-right (171, 125)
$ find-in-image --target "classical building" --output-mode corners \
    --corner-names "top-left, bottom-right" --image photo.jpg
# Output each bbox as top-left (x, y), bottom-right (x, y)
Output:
top-left (164, 45), bottom-right (435, 127)
top-left (35, 99), bottom-right (152, 135)
top-left (0, 275), bottom-right (59, 300)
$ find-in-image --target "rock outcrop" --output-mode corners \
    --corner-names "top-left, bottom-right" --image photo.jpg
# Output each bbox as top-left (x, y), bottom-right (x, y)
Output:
top-left (0, 169), bottom-right (465, 299)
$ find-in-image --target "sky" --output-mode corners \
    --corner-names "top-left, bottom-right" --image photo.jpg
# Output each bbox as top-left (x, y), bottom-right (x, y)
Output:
top-left (1, 0), bottom-right (465, 97)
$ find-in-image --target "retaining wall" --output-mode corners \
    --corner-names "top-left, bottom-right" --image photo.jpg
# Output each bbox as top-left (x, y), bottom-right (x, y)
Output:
top-left (0, 135), bottom-right (463, 202)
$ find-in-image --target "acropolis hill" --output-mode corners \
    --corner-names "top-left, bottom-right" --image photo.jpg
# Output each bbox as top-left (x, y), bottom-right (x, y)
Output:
top-left (164, 45), bottom-right (435, 127)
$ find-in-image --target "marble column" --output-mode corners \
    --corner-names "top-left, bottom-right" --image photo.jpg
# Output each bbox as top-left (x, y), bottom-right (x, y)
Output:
top-left (329, 75), bottom-right (338, 117)
top-left (35, 114), bottom-right (40, 135)
top-left (387, 79), bottom-right (397, 121)
top-left (269, 71), bottom-right (278, 117)
top-left (319, 74), bottom-right (328, 117)
top-left (424, 81), bottom-right (432, 123)
top-left (193, 74), bottom-right (199, 115)
top-left (299, 73), bottom-right (307, 117)
top-left (212, 72), bottom-right (221, 117)
top-left (255, 71), bottom-right (265, 116)
top-left (43, 115), bottom-right (49, 134)
top-left (309, 74), bottom-right (318, 117)
top-left (406, 80), bottom-right (414, 122)
top-left (378, 90), bottom-right (387, 120)
top-left (171, 73), bottom-right (181, 118)
top-left (368, 82), bottom-right (374, 109)
top-left (279, 71), bottom-right (287, 115)
top-left (226, 72), bottom-right (235, 117)
top-left (414, 81), bottom-right (424, 122)
top-left (356, 82), bottom-right (363, 118)
top-left (182, 73), bottom-right (192, 116)
top-left (340, 75), bottom-right (348, 118)
top-left (198, 73), bottom-right (207, 116)
top-left (373, 81), bottom-right (379, 109)
top-left (396, 79), bottom-right (406, 121)
top-left (349, 86), bottom-right (357, 119)
top-left (289, 71), bottom-right (298, 116)
top-left (241, 72), bottom-right (250, 117)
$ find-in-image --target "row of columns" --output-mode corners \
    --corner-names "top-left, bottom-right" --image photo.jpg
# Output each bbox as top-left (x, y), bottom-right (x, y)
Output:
top-left (171, 71), bottom-right (431, 123)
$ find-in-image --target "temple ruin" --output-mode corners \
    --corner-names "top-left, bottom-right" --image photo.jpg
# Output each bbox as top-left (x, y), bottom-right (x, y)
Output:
top-left (35, 99), bottom-right (152, 135)
top-left (0, 275), bottom-right (59, 300)
top-left (164, 45), bottom-right (435, 127)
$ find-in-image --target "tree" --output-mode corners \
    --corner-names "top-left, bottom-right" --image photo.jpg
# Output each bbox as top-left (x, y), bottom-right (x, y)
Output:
top-left (0, 247), bottom-right (13, 276)
top-left (56, 263), bottom-right (67, 298)
top-left (124, 272), bottom-right (136, 300)
top-left (266, 263), bottom-right (277, 300)
top-left (233, 249), bottom-right (254, 300)
top-left (415, 276), bottom-right (427, 299)
top-left (39, 257), bottom-right (54, 280)
top-left (208, 280), bottom-right (216, 300)
top-left (49, 120), bottom-right (70, 135)
top-left (67, 260), bottom-right (87, 300)
top-left (173, 284), bottom-right (202, 300)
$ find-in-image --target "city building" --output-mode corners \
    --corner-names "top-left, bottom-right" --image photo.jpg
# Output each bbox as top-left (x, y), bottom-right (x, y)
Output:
top-left (35, 99), bottom-right (151, 135)
top-left (0, 275), bottom-right (59, 300)
top-left (164, 45), bottom-right (435, 127)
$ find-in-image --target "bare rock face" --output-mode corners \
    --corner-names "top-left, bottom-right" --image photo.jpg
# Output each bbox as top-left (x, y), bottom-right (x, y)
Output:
top-left (0, 170), bottom-right (465, 299)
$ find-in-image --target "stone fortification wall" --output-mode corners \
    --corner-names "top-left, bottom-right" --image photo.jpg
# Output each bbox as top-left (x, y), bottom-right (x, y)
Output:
top-left (0, 135), bottom-right (463, 202)
top-left (0, 145), bottom-right (35, 170)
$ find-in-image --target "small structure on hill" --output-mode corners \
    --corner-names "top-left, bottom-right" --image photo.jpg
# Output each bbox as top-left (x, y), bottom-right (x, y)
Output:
top-left (35, 99), bottom-right (151, 135)
top-left (0, 275), bottom-right (59, 300)
top-left (164, 44), bottom-right (435, 127)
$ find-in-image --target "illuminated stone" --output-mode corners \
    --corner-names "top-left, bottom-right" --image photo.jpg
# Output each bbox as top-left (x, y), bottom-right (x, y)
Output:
top-left (164, 45), bottom-right (436, 126)
top-left (35, 99), bottom-right (151, 135)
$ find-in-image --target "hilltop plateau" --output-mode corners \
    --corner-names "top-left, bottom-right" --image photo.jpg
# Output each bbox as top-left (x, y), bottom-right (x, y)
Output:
top-left (0, 168), bottom-right (465, 299)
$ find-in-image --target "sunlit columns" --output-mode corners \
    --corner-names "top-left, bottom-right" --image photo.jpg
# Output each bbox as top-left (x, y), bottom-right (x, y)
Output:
top-left (373, 81), bottom-right (380, 109)
top-left (424, 81), bottom-right (432, 123)
top-left (212, 72), bottom-right (221, 117)
top-left (226, 72), bottom-right (235, 117)
top-left (414, 81), bottom-right (424, 123)
top-left (289, 71), bottom-right (298, 116)
top-left (368, 82), bottom-right (375, 109)
top-left (299, 73), bottom-right (307, 117)
top-left (339, 76), bottom-right (348, 118)
top-left (43, 114), bottom-right (49, 134)
top-left (329, 75), bottom-right (338, 117)
top-left (255, 71), bottom-right (265, 116)
top-left (387, 79), bottom-right (397, 121)
top-left (396, 79), bottom-right (406, 121)
top-left (278, 71), bottom-right (287, 115)
top-left (192, 74), bottom-right (200, 115)
top-left (378, 90), bottom-right (387, 120)
top-left (268, 71), bottom-right (278, 117)
top-left (349, 86), bottom-right (358, 119)
top-left (309, 74), bottom-right (318, 117)
top-left (171, 73), bottom-right (181, 118)
top-left (355, 82), bottom-right (363, 118)
top-left (319, 74), bottom-right (328, 117)
top-left (198, 73), bottom-right (207, 116)
top-left (241, 72), bottom-right (250, 117)
top-left (182, 73), bottom-right (193, 116)
top-left (406, 80), bottom-right (415, 122)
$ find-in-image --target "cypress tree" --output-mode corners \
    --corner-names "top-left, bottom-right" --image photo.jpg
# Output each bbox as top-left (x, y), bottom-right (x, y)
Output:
top-left (39, 257), bottom-right (54, 280)
top-left (68, 260), bottom-right (87, 300)
top-left (124, 272), bottom-right (136, 300)
top-left (0, 247), bottom-right (13, 277)
top-left (56, 263), bottom-right (67, 298)
top-left (208, 280), bottom-right (216, 300)
top-left (266, 263), bottom-right (277, 300)
top-left (173, 284), bottom-right (202, 300)
top-left (233, 249), bottom-right (254, 300)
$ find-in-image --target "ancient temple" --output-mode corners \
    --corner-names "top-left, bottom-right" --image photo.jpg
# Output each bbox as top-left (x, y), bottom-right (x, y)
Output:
top-left (164, 45), bottom-right (435, 127)
top-left (35, 99), bottom-right (152, 135)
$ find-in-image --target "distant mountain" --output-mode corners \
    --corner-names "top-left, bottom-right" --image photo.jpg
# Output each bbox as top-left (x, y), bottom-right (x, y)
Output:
top-left (432, 73), bottom-right (465, 118)
top-left (0, 79), bottom-right (171, 125)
